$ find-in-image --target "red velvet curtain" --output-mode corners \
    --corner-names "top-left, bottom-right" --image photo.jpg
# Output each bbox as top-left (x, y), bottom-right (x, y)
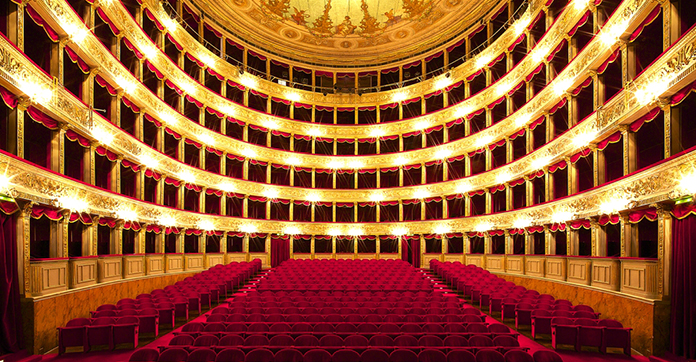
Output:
top-left (0, 213), bottom-right (22, 354)
top-left (410, 237), bottom-right (421, 268)
top-left (271, 237), bottom-right (290, 268)
top-left (670, 214), bottom-right (696, 358)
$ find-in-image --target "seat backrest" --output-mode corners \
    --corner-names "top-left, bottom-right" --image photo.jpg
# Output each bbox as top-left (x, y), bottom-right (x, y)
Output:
top-left (245, 348), bottom-right (274, 362)
top-left (67, 318), bottom-right (92, 327)
top-left (390, 349), bottom-right (419, 362)
top-left (503, 351), bottom-right (534, 362)
top-left (303, 349), bottom-right (332, 362)
top-left (476, 349), bottom-right (505, 362)
top-left (418, 335), bottom-right (444, 347)
top-left (447, 349), bottom-right (476, 362)
top-left (319, 334), bottom-right (343, 347)
top-left (193, 335), bottom-right (219, 347)
top-left (492, 335), bottom-right (519, 347)
top-left (157, 348), bottom-right (189, 362)
top-left (215, 348), bottom-right (244, 362)
top-left (332, 349), bottom-right (360, 362)
top-left (182, 322), bottom-right (204, 332)
top-left (273, 348), bottom-right (303, 362)
top-left (218, 335), bottom-right (244, 347)
top-left (574, 318), bottom-right (599, 326)
top-left (187, 348), bottom-right (216, 362)
top-left (550, 317), bottom-right (575, 326)
top-left (367, 335), bottom-right (391, 347)
top-left (269, 334), bottom-right (294, 347)
top-left (244, 335), bottom-right (270, 346)
top-left (169, 335), bottom-right (195, 346)
top-left (443, 335), bottom-right (468, 347)
top-left (361, 348), bottom-right (390, 362)
top-left (418, 349), bottom-right (447, 362)
top-left (468, 335), bottom-right (494, 347)
top-left (393, 335), bottom-right (418, 346)
top-left (532, 351), bottom-right (563, 362)
top-left (91, 317), bottom-right (115, 326)
top-left (294, 335), bottom-right (320, 347)
top-left (129, 348), bottom-right (159, 362)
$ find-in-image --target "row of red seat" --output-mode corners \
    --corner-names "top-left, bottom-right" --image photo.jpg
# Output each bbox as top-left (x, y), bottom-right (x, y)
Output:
top-left (162, 333), bottom-right (521, 350)
top-left (205, 312), bottom-right (484, 324)
top-left (174, 321), bottom-right (507, 337)
top-left (58, 260), bottom-right (261, 354)
top-left (430, 260), bottom-right (632, 355)
top-left (130, 346), bottom-right (563, 362)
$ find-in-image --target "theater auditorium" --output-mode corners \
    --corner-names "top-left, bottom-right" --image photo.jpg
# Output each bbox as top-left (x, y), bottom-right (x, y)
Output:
top-left (0, 0), bottom-right (694, 361)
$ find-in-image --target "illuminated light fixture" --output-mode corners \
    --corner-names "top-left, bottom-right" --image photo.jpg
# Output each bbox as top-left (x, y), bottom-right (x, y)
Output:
top-left (286, 92), bottom-right (301, 102)
top-left (474, 221), bottom-right (494, 232)
top-left (496, 172), bottom-right (512, 184)
top-left (284, 225), bottom-right (301, 235)
top-left (454, 105), bottom-right (471, 119)
top-left (199, 53), bottom-right (216, 68)
top-left (161, 16), bottom-right (178, 32)
top-left (179, 81), bottom-right (196, 95)
top-left (198, 219), bottom-right (216, 231)
top-left (554, 77), bottom-right (574, 96)
top-left (240, 223), bottom-right (257, 233)
top-left (241, 148), bottom-right (256, 158)
top-left (114, 75), bottom-right (137, 95)
top-left (531, 46), bottom-right (549, 63)
top-left (515, 112), bottom-right (533, 127)
top-left (414, 120), bottom-right (431, 131)
top-left (285, 156), bottom-right (301, 166)
top-left (90, 126), bottom-right (114, 146)
top-left (349, 160), bottom-right (364, 169)
top-left (18, 79), bottom-right (52, 104)
top-left (198, 132), bottom-right (215, 147)
top-left (392, 92), bottom-right (407, 103)
top-left (159, 112), bottom-right (178, 126)
top-left (139, 154), bottom-right (159, 169)
top-left (532, 156), bottom-right (552, 170)
top-left (306, 193), bottom-right (321, 203)
top-left (263, 119), bottom-right (279, 130)
top-left (475, 134), bottom-right (493, 148)
top-left (572, 130), bottom-right (597, 148)
top-left (220, 104), bottom-right (236, 117)
top-left (551, 210), bottom-right (574, 223)
top-left (57, 194), bottom-right (89, 213)
top-left (496, 81), bottom-right (513, 96)
top-left (433, 224), bottom-right (452, 235)
top-left (599, 197), bottom-right (631, 215)
top-left (513, 217), bottom-right (533, 229)
top-left (327, 159), bottom-right (343, 169)
top-left (370, 128), bottom-right (385, 138)
top-left (600, 20), bottom-right (629, 46)
top-left (217, 182), bottom-right (235, 193)
top-left (62, 21), bottom-right (88, 43)
top-left (394, 156), bottom-right (409, 166)
top-left (370, 193), bottom-right (384, 202)
top-left (178, 170), bottom-right (196, 184)
top-left (0, 173), bottom-right (13, 194)
top-left (327, 228), bottom-right (342, 237)
top-left (263, 188), bottom-right (279, 200)
top-left (475, 53), bottom-right (494, 69)
top-left (634, 76), bottom-right (673, 106)
top-left (348, 227), bottom-right (363, 237)
top-left (140, 43), bottom-right (159, 59)
top-left (239, 74), bottom-right (257, 89)
top-left (514, 15), bottom-right (532, 36)
top-left (456, 182), bottom-right (472, 194)
top-left (413, 189), bottom-right (429, 199)
top-left (159, 214), bottom-right (177, 227)
top-left (435, 76), bottom-right (452, 90)
top-left (391, 226), bottom-right (409, 236)
top-left (307, 128), bottom-right (323, 137)
top-left (679, 171), bottom-right (696, 194)
top-left (574, 0), bottom-right (590, 10)
top-left (435, 148), bottom-right (452, 159)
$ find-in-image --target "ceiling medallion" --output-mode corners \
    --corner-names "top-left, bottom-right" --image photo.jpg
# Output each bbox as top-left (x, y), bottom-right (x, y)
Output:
top-left (260, 0), bottom-right (435, 39)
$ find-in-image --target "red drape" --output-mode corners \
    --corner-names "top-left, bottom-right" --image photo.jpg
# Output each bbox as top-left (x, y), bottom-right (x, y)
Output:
top-left (0, 213), bottom-right (22, 354)
top-left (271, 237), bottom-right (290, 267)
top-left (410, 237), bottom-right (421, 268)
top-left (670, 214), bottom-right (696, 358)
